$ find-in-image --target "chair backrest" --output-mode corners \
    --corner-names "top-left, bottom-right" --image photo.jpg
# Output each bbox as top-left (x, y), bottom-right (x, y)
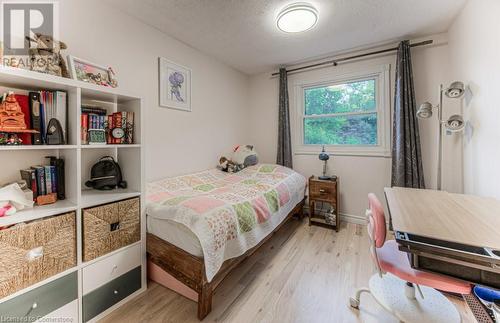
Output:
top-left (367, 193), bottom-right (386, 248)
top-left (366, 193), bottom-right (387, 276)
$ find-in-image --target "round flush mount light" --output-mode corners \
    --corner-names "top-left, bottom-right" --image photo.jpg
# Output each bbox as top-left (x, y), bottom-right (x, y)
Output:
top-left (277, 3), bottom-right (318, 33)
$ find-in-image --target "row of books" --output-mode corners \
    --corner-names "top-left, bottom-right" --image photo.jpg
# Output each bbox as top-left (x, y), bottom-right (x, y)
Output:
top-left (12, 91), bottom-right (67, 144)
top-left (81, 105), bottom-right (134, 145)
top-left (19, 157), bottom-right (65, 202)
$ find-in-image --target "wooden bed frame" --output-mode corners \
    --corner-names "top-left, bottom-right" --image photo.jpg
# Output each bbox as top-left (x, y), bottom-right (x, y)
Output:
top-left (146, 197), bottom-right (306, 320)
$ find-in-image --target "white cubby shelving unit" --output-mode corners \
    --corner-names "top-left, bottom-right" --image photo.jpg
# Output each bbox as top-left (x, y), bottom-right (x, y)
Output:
top-left (0, 66), bottom-right (145, 322)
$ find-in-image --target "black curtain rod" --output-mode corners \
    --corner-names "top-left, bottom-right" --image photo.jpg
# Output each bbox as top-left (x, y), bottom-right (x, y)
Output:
top-left (271, 39), bottom-right (433, 76)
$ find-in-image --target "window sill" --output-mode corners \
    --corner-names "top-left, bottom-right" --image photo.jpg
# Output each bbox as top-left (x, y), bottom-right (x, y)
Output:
top-left (294, 149), bottom-right (391, 158)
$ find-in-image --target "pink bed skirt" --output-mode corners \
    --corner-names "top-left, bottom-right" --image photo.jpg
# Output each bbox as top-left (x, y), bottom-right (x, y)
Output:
top-left (147, 259), bottom-right (198, 302)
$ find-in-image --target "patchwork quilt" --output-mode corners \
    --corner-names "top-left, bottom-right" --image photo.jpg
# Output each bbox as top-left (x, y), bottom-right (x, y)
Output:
top-left (146, 164), bottom-right (306, 282)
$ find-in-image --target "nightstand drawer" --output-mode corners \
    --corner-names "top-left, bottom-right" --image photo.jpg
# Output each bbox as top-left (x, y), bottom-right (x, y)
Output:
top-left (310, 182), bottom-right (336, 200)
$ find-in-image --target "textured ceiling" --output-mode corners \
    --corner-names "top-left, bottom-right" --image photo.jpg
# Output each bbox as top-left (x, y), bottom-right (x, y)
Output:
top-left (105, 0), bottom-right (467, 75)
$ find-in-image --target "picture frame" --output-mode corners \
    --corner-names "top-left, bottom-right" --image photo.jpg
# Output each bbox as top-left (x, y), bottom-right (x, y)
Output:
top-left (158, 57), bottom-right (191, 112)
top-left (67, 55), bottom-right (118, 87)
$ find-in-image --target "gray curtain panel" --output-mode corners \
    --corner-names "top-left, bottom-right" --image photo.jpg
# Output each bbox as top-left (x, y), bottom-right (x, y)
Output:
top-left (277, 67), bottom-right (293, 168)
top-left (391, 40), bottom-right (425, 188)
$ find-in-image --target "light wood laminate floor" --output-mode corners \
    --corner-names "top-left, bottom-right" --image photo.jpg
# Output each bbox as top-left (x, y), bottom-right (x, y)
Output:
top-left (101, 220), bottom-right (476, 323)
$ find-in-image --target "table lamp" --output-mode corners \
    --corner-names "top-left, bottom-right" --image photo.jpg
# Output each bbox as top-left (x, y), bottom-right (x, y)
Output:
top-left (318, 146), bottom-right (331, 180)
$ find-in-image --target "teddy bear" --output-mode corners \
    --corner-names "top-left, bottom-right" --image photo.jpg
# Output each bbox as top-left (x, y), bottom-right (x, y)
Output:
top-left (25, 33), bottom-right (69, 78)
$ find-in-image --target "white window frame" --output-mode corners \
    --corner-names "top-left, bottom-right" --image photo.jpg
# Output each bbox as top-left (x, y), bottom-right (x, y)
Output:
top-left (293, 64), bottom-right (391, 157)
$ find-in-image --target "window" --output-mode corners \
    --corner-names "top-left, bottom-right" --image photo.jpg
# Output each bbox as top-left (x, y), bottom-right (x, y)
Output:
top-left (304, 79), bottom-right (377, 145)
top-left (294, 65), bottom-right (390, 156)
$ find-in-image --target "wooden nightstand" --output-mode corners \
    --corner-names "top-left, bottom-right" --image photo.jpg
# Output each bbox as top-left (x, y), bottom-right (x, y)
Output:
top-left (308, 175), bottom-right (340, 231)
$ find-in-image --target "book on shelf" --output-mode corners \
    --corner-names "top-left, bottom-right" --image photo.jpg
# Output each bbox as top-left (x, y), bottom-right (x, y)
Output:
top-left (80, 107), bottom-right (135, 145)
top-left (107, 115), bottom-right (113, 143)
top-left (114, 112), bottom-right (122, 144)
top-left (81, 113), bottom-right (89, 144)
top-left (31, 166), bottom-right (46, 196)
top-left (28, 92), bottom-right (42, 144)
top-left (24, 90), bottom-right (67, 145)
top-left (126, 111), bottom-right (134, 144)
top-left (20, 157), bottom-right (65, 203)
top-left (20, 169), bottom-right (37, 199)
top-left (121, 111), bottom-right (126, 144)
top-left (44, 165), bottom-right (52, 194)
top-left (47, 156), bottom-right (65, 200)
top-left (55, 91), bottom-right (67, 142)
top-left (44, 165), bottom-right (56, 194)
top-left (81, 105), bottom-right (107, 115)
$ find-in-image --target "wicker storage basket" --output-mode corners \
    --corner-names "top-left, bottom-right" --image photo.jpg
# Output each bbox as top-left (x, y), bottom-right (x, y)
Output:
top-left (0, 212), bottom-right (77, 298)
top-left (83, 197), bottom-right (140, 262)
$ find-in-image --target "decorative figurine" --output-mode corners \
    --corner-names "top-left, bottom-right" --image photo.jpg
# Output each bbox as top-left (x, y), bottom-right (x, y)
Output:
top-left (25, 33), bottom-right (70, 78)
top-left (107, 67), bottom-right (118, 88)
top-left (0, 92), bottom-right (27, 130)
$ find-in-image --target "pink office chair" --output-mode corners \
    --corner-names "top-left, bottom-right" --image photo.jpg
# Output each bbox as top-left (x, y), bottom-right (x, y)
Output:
top-left (349, 193), bottom-right (471, 322)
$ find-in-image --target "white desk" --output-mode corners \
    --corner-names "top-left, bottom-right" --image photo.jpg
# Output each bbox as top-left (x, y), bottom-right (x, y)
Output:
top-left (384, 187), bottom-right (500, 250)
top-left (384, 187), bottom-right (500, 288)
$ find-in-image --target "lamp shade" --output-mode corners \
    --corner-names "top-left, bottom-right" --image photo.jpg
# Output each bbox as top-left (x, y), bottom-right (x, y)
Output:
top-left (444, 81), bottom-right (465, 98)
top-left (445, 114), bottom-right (465, 132)
top-left (417, 102), bottom-right (433, 119)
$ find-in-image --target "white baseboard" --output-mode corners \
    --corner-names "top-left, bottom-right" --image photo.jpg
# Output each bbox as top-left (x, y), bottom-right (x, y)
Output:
top-left (303, 205), bottom-right (365, 225)
top-left (339, 212), bottom-right (365, 225)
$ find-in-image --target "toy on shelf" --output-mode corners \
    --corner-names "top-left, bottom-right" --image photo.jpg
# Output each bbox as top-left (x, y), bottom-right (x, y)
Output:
top-left (0, 92), bottom-right (26, 130)
top-left (25, 33), bottom-right (69, 78)
top-left (108, 67), bottom-right (118, 88)
top-left (0, 92), bottom-right (39, 143)
top-left (0, 133), bottom-right (23, 145)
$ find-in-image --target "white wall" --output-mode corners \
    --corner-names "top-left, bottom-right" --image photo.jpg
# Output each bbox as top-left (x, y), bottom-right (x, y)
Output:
top-left (448, 0), bottom-right (500, 199)
top-left (249, 35), bottom-right (462, 220)
top-left (58, 0), bottom-right (250, 181)
top-left (55, 0), bottom-right (472, 214)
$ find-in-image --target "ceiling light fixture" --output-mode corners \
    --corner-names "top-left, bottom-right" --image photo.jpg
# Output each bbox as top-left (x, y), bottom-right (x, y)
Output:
top-left (277, 3), bottom-right (318, 33)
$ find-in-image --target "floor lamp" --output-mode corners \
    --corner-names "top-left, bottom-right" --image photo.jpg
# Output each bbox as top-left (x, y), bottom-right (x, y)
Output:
top-left (417, 81), bottom-right (465, 190)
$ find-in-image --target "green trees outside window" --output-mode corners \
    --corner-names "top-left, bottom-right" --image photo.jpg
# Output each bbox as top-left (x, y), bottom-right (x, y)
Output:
top-left (304, 79), bottom-right (377, 145)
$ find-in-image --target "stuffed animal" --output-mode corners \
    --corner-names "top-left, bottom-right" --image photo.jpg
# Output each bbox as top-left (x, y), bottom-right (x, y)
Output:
top-left (218, 156), bottom-right (244, 173)
top-left (232, 145), bottom-right (258, 166)
top-left (25, 33), bottom-right (69, 78)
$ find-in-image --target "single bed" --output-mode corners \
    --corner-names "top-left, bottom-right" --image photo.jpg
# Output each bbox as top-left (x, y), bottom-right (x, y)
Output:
top-left (146, 164), bottom-right (306, 319)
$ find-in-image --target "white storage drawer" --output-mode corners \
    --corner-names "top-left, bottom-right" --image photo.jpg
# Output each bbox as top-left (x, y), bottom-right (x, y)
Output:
top-left (82, 243), bottom-right (141, 294)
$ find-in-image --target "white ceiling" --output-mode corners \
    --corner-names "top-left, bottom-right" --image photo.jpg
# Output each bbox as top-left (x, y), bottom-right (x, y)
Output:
top-left (105, 0), bottom-right (467, 75)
